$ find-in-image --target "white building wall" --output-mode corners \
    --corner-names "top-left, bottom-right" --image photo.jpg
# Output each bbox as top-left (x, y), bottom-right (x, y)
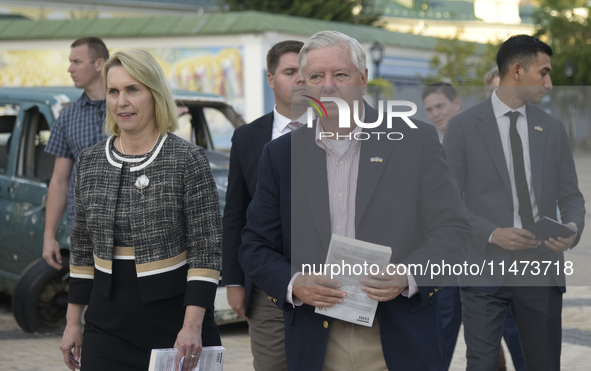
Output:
top-left (474, 0), bottom-right (522, 24)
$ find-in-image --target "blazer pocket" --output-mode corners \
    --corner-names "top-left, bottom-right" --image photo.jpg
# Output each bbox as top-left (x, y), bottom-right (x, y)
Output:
top-left (404, 290), bottom-right (437, 313)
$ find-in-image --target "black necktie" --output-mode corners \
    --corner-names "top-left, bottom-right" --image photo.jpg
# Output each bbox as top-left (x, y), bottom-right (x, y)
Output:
top-left (506, 111), bottom-right (534, 229)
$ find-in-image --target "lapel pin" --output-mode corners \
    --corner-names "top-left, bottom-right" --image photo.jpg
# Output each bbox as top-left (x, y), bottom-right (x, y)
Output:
top-left (534, 126), bottom-right (543, 132)
top-left (135, 174), bottom-right (150, 190)
top-left (370, 156), bottom-right (383, 163)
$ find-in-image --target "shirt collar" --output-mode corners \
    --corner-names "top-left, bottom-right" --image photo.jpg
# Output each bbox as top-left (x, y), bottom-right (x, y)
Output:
top-left (315, 106), bottom-right (365, 149)
top-left (491, 89), bottom-right (527, 120)
top-left (272, 106), bottom-right (291, 132)
top-left (273, 106), bottom-right (308, 132)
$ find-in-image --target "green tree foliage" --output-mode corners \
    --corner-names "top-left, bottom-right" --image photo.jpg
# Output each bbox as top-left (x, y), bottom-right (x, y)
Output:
top-left (219, 0), bottom-right (381, 25)
top-left (367, 78), bottom-right (394, 101)
top-left (421, 30), bottom-right (501, 86)
top-left (534, 0), bottom-right (591, 150)
top-left (534, 0), bottom-right (591, 85)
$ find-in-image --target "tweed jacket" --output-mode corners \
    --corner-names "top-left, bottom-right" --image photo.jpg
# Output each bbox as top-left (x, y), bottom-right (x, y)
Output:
top-left (69, 133), bottom-right (222, 309)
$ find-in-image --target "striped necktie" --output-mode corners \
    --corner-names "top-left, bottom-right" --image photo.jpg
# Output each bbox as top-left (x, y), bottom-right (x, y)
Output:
top-left (287, 121), bottom-right (303, 131)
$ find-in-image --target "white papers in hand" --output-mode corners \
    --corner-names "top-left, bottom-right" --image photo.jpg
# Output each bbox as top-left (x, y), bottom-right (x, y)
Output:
top-left (314, 234), bottom-right (392, 327)
top-left (148, 346), bottom-right (225, 371)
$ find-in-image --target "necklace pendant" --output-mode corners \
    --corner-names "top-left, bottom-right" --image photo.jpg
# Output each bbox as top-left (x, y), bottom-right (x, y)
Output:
top-left (135, 174), bottom-right (150, 190)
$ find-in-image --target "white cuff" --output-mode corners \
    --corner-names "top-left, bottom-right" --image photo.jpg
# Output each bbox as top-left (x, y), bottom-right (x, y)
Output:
top-left (401, 272), bottom-right (419, 298)
top-left (286, 272), bottom-right (304, 307)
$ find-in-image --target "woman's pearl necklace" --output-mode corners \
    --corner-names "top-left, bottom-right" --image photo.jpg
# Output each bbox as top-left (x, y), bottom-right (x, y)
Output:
top-left (120, 134), bottom-right (160, 155)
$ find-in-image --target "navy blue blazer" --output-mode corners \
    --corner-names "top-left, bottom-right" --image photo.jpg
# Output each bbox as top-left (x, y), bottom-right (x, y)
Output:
top-left (222, 112), bottom-right (273, 313)
top-left (444, 98), bottom-right (585, 292)
top-left (239, 103), bottom-right (472, 370)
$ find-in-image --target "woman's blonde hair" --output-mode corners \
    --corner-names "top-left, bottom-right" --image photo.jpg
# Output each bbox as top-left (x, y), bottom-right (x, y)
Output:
top-left (102, 49), bottom-right (178, 136)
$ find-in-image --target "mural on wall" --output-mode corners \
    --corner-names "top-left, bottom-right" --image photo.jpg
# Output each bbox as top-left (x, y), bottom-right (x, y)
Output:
top-left (0, 50), bottom-right (72, 86)
top-left (0, 46), bottom-right (245, 115)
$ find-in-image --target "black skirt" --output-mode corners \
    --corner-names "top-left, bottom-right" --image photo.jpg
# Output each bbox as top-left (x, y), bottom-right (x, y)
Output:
top-left (81, 259), bottom-right (221, 371)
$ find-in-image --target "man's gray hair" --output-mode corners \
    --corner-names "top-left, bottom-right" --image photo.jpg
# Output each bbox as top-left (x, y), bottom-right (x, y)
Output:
top-left (299, 30), bottom-right (366, 75)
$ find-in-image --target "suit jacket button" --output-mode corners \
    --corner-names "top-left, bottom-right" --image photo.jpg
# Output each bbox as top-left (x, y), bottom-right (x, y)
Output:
top-left (323, 321), bottom-right (329, 329)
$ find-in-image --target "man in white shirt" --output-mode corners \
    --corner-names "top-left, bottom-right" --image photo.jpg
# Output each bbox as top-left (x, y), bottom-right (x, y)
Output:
top-left (239, 30), bottom-right (471, 371)
top-left (444, 34), bottom-right (585, 371)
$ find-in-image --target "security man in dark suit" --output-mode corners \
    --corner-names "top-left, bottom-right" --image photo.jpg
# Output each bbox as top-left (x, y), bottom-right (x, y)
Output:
top-left (444, 35), bottom-right (585, 371)
top-left (222, 40), bottom-right (304, 371)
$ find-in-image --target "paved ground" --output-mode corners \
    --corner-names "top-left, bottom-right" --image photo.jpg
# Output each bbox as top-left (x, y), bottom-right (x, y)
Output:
top-left (1, 153), bottom-right (591, 371)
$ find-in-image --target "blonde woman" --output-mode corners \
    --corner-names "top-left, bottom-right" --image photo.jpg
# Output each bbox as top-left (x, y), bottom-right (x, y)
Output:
top-left (60, 49), bottom-right (222, 371)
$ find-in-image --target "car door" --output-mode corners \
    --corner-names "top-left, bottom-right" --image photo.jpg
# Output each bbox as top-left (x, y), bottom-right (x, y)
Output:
top-left (0, 104), bottom-right (55, 284)
top-left (175, 101), bottom-right (234, 211)
top-left (0, 102), bottom-right (20, 288)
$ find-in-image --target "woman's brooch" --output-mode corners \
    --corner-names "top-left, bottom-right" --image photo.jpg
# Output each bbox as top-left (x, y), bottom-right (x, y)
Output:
top-left (135, 174), bottom-right (150, 190)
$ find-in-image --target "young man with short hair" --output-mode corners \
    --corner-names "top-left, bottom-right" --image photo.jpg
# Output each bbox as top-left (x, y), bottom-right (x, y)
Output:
top-left (43, 37), bottom-right (109, 270)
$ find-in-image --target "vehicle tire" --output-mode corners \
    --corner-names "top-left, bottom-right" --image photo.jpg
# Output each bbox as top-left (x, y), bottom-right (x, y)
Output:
top-left (11, 255), bottom-right (69, 333)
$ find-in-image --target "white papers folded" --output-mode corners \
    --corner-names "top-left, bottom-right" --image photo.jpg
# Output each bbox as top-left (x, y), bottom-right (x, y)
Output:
top-left (148, 346), bottom-right (225, 371)
top-left (314, 234), bottom-right (392, 327)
